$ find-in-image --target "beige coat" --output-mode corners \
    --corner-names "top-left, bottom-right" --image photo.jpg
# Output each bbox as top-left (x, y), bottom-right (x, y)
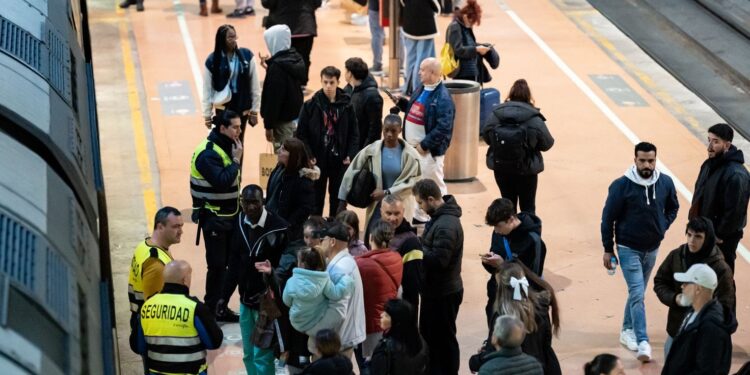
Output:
top-left (338, 139), bottom-right (422, 227)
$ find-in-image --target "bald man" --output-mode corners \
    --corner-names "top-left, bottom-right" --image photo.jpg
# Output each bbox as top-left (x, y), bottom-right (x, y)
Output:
top-left (397, 57), bottom-right (456, 223)
top-left (131, 260), bottom-right (224, 375)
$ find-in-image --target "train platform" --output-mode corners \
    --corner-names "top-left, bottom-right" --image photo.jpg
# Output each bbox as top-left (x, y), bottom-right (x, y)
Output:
top-left (86, 0), bottom-right (750, 373)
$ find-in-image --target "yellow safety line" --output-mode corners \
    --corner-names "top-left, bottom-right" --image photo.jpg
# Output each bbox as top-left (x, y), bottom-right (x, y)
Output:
top-left (117, 5), bottom-right (157, 229)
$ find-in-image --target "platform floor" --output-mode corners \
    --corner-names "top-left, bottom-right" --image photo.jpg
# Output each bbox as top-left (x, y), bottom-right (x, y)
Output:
top-left (87, 0), bottom-right (750, 373)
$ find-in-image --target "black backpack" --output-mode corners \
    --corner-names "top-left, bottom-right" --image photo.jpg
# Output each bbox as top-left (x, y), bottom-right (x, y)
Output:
top-left (490, 122), bottom-right (529, 169)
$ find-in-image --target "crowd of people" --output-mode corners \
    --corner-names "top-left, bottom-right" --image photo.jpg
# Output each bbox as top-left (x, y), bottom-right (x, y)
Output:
top-left (121, 0), bottom-right (750, 374)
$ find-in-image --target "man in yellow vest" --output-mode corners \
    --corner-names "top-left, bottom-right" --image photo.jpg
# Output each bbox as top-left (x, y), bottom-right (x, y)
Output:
top-left (190, 110), bottom-right (243, 322)
top-left (131, 260), bottom-right (224, 374)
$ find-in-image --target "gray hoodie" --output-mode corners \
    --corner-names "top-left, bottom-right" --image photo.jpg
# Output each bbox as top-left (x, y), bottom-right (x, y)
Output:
top-left (264, 24), bottom-right (291, 56)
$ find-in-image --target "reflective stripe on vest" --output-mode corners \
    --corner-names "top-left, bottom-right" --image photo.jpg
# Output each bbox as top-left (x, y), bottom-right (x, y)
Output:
top-left (141, 294), bottom-right (207, 373)
top-left (190, 139), bottom-right (240, 217)
top-left (402, 249), bottom-right (424, 263)
top-left (128, 241), bottom-right (173, 313)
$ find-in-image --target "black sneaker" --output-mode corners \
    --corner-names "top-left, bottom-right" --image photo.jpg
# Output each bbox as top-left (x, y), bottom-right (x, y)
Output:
top-left (243, 6), bottom-right (255, 15)
top-left (215, 304), bottom-right (240, 323)
top-left (135, 0), bottom-right (144, 11)
top-left (119, 0), bottom-right (135, 8)
top-left (226, 9), bottom-right (246, 18)
top-left (371, 64), bottom-right (384, 76)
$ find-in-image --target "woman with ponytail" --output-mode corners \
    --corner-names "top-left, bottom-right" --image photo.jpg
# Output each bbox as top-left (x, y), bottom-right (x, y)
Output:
top-left (338, 107), bottom-right (422, 242)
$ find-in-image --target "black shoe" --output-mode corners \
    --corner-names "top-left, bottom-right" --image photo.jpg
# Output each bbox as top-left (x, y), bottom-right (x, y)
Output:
top-left (243, 6), bottom-right (255, 15)
top-left (226, 9), bottom-right (246, 18)
top-left (136, 0), bottom-right (144, 11)
top-left (215, 303), bottom-right (240, 323)
top-left (119, 0), bottom-right (135, 8)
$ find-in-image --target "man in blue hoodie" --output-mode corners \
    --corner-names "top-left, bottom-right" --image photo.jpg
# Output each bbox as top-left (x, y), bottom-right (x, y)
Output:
top-left (601, 141), bottom-right (679, 362)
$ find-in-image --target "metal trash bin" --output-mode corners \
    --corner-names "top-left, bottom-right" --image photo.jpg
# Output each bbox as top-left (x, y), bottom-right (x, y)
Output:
top-left (443, 80), bottom-right (481, 182)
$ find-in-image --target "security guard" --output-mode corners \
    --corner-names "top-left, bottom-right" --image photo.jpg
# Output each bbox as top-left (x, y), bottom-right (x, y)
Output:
top-left (131, 260), bottom-right (223, 374)
top-left (190, 110), bottom-right (243, 322)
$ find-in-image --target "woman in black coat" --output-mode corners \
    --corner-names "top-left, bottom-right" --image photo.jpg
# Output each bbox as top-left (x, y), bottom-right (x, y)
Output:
top-left (265, 137), bottom-right (319, 241)
top-left (369, 299), bottom-right (428, 375)
top-left (445, 0), bottom-right (497, 83)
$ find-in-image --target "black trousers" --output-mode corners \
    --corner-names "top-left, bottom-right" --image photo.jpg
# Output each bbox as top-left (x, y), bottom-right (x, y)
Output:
top-left (420, 290), bottom-right (463, 375)
top-left (313, 163), bottom-right (346, 217)
top-left (201, 216), bottom-right (238, 311)
top-left (291, 35), bottom-right (314, 86)
top-left (493, 171), bottom-right (538, 214)
top-left (718, 234), bottom-right (741, 273)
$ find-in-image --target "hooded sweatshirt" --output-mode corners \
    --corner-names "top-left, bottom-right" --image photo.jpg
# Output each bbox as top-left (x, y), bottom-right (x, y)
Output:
top-left (282, 267), bottom-right (353, 334)
top-left (261, 25), bottom-right (306, 127)
top-left (601, 166), bottom-right (679, 253)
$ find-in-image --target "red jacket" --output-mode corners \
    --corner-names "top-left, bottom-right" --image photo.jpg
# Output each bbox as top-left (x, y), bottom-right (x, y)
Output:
top-left (356, 249), bottom-right (403, 334)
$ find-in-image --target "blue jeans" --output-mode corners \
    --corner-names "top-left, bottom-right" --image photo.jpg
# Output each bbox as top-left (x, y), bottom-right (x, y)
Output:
top-left (402, 35), bottom-right (435, 94)
top-left (239, 305), bottom-right (275, 375)
top-left (369, 10), bottom-right (384, 68)
top-left (617, 245), bottom-right (658, 343)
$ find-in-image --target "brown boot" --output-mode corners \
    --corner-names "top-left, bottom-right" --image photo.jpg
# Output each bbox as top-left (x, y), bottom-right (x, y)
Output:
top-left (210, 0), bottom-right (222, 13)
top-left (199, 3), bottom-right (208, 16)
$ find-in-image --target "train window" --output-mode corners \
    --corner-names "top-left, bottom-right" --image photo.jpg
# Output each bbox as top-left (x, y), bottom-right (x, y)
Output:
top-left (6, 285), bottom-right (67, 371)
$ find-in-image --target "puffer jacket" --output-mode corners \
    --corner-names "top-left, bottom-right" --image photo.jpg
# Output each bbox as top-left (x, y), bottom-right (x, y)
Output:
top-left (369, 336), bottom-right (429, 375)
top-left (266, 165), bottom-right (319, 241)
top-left (421, 195), bottom-right (463, 296)
top-left (478, 348), bottom-right (543, 375)
top-left (653, 245), bottom-right (735, 337)
top-left (482, 101), bottom-right (554, 175)
top-left (261, 0), bottom-right (322, 36)
top-left (355, 249), bottom-right (403, 334)
top-left (282, 267), bottom-right (353, 333)
top-left (347, 75), bottom-right (384, 150)
top-left (662, 299), bottom-right (737, 375)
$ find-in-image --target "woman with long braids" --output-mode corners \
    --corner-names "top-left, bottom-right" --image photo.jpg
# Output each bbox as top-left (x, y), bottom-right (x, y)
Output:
top-left (202, 24), bottom-right (261, 148)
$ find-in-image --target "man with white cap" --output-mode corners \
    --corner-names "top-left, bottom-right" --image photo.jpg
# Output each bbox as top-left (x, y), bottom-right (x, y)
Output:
top-left (662, 263), bottom-right (737, 375)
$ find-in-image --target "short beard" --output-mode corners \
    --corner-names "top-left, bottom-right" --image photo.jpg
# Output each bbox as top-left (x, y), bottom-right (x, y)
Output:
top-left (638, 169), bottom-right (653, 179)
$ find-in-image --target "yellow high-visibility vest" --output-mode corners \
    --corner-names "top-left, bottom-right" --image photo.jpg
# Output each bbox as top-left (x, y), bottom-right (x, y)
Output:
top-left (127, 240), bottom-right (173, 313)
top-left (189, 139), bottom-right (240, 217)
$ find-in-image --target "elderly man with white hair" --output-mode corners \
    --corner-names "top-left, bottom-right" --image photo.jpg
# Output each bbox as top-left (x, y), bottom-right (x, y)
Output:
top-left (662, 263), bottom-right (737, 375)
top-left (397, 57), bottom-right (456, 224)
top-left (478, 315), bottom-right (543, 375)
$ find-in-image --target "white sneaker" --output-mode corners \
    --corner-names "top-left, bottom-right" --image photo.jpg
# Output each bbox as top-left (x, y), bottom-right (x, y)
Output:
top-left (619, 329), bottom-right (637, 351)
top-left (637, 340), bottom-right (652, 362)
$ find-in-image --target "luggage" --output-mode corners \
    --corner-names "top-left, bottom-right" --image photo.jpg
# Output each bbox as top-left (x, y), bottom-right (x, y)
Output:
top-left (479, 88), bottom-right (500, 135)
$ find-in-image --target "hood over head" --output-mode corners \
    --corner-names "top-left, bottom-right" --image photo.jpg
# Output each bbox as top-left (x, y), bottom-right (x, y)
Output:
top-left (264, 24), bottom-right (292, 56)
top-left (684, 217), bottom-right (717, 267)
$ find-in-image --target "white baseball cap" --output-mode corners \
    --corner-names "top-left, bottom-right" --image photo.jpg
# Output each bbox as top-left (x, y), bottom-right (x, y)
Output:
top-left (674, 263), bottom-right (718, 290)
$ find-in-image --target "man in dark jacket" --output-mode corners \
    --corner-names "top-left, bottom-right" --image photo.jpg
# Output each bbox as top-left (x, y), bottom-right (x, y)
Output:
top-left (662, 264), bottom-right (737, 375)
top-left (381, 194), bottom-right (425, 318)
top-left (261, 0), bottom-right (321, 86)
top-left (190, 110), bottom-right (243, 322)
top-left (689, 123), bottom-right (750, 272)
top-left (412, 179), bottom-right (463, 375)
top-left (653, 216), bottom-right (735, 356)
top-left (261, 25), bottom-right (306, 152)
top-left (601, 142), bottom-right (679, 362)
top-left (397, 58), bottom-right (455, 223)
top-left (478, 315), bottom-right (543, 375)
top-left (400, 0), bottom-right (439, 94)
top-left (481, 198), bottom-right (546, 327)
top-left (296, 66), bottom-right (359, 217)
top-left (344, 57), bottom-right (383, 151)
top-left (229, 184), bottom-right (289, 374)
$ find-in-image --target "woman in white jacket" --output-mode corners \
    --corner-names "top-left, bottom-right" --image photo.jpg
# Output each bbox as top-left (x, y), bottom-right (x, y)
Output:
top-left (338, 107), bottom-right (422, 242)
top-left (201, 24), bottom-right (261, 146)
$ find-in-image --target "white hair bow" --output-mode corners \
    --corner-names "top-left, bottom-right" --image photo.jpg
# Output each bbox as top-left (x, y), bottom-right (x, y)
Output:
top-left (510, 276), bottom-right (529, 301)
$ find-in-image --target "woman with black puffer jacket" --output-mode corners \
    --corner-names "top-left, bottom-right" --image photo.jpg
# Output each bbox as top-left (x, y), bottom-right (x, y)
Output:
top-left (369, 299), bottom-right (428, 375)
top-left (482, 79), bottom-right (554, 215)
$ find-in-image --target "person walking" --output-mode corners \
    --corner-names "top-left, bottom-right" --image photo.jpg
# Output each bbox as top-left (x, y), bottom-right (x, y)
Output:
top-left (478, 315), bottom-right (544, 375)
top-left (265, 137), bottom-right (319, 241)
top-left (366, 0), bottom-right (385, 75)
top-left (190, 110), bottom-right (244, 322)
top-left (296, 66), bottom-right (360, 217)
top-left (689, 123), bottom-right (750, 272)
top-left (369, 299), bottom-right (429, 375)
top-left (397, 58), bottom-right (455, 223)
top-left (131, 260), bottom-right (224, 374)
top-left (202, 24), bottom-right (261, 149)
top-left (662, 264), bottom-right (737, 375)
top-left (231, 185), bottom-right (289, 375)
top-left (354, 221), bottom-right (404, 372)
top-left (400, 0), bottom-right (439, 94)
top-left (261, 0), bottom-right (322, 88)
top-left (344, 57), bottom-right (384, 151)
top-left (653, 217), bottom-right (735, 355)
top-left (412, 179), bottom-right (463, 375)
top-left (601, 142), bottom-right (679, 362)
top-left (482, 79), bottom-right (554, 214)
top-left (338, 107), bottom-right (422, 239)
top-left (260, 25), bottom-right (306, 152)
top-left (445, 0), bottom-right (497, 84)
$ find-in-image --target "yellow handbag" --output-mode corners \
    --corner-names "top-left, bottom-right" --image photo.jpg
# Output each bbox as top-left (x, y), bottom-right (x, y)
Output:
top-left (440, 42), bottom-right (459, 78)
